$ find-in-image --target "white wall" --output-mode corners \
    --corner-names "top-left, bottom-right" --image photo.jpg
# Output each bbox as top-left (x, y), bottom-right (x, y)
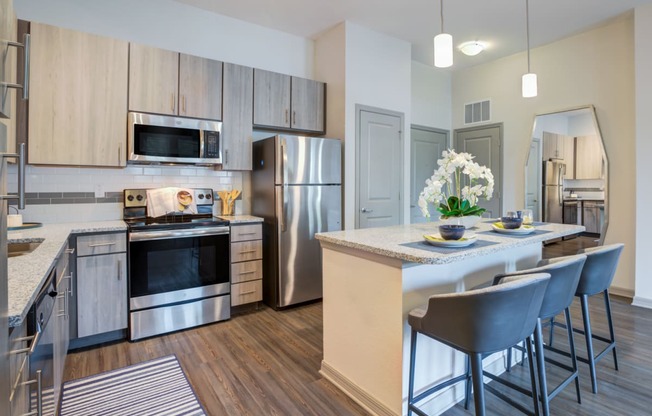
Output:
top-left (634, 5), bottom-right (652, 307)
top-left (452, 16), bottom-right (636, 293)
top-left (411, 61), bottom-right (452, 131)
top-left (15, 0), bottom-right (314, 78)
top-left (343, 22), bottom-right (412, 229)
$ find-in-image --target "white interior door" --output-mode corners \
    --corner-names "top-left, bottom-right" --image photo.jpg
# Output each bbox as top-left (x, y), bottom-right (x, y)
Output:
top-left (454, 124), bottom-right (502, 218)
top-left (357, 108), bottom-right (403, 229)
top-left (410, 126), bottom-right (448, 223)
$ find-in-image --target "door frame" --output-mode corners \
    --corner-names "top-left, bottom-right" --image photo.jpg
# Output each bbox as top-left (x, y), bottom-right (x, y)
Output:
top-left (355, 104), bottom-right (405, 229)
top-left (453, 123), bottom-right (503, 217)
top-left (411, 124), bottom-right (451, 147)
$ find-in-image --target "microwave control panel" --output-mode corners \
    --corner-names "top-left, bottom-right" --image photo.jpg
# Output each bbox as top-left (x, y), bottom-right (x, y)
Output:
top-left (204, 131), bottom-right (221, 159)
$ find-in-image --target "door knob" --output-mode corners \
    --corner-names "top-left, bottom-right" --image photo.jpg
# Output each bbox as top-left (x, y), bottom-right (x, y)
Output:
top-left (361, 208), bottom-right (373, 213)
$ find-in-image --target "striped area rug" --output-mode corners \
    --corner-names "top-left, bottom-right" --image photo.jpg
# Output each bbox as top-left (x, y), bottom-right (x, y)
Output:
top-left (60, 355), bottom-right (206, 416)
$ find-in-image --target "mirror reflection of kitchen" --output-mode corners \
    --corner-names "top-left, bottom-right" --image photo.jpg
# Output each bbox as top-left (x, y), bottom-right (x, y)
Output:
top-left (525, 105), bottom-right (607, 242)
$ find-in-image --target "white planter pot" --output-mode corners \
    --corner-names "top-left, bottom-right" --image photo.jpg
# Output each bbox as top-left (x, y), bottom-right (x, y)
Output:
top-left (438, 215), bottom-right (482, 229)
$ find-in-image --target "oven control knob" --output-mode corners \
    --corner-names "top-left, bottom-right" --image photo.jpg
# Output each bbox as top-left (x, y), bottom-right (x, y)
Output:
top-left (127, 195), bottom-right (134, 202)
top-left (198, 194), bottom-right (204, 200)
top-left (136, 195), bottom-right (144, 201)
top-left (206, 193), bottom-right (211, 200)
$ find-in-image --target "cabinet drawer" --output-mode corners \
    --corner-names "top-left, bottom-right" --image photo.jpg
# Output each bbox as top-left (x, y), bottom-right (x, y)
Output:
top-left (231, 224), bottom-right (262, 242)
top-left (231, 240), bottom-right (262, 262)
top-left (231, 280), bottom-right (262, 306)
top-left (77, 233), bottom-right (127, 256)
top-left (231, 260), bottom-right (263, 284)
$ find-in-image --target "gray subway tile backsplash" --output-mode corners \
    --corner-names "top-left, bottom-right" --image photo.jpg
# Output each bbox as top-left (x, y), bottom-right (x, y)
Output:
top-left (19, 191), bottom-right (124, 206)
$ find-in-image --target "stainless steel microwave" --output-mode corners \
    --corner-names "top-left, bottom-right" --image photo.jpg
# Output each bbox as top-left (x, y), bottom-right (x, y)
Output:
top-left (128, 112), bottom-right (222, 165)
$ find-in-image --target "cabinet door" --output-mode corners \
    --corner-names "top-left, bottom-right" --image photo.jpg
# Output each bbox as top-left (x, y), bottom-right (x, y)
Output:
top-left (222, 63), bottom-right (253, 170)
top-left (77, 252), bottom-right (128, 338)
top-left (575, 136), bottom-right (603, 179)
top-left (253, 68), bottom-right (290, 128)
top-left (291, 76), bottom-right (325, 133)
top-left (179, 54), bottom-right (222, 120)
top-left (29, 24), bottom-right (129, 166)
top-left (563, 136), bottom-right (575, 179)
top-left (128, 43), bottom-right (178, 115)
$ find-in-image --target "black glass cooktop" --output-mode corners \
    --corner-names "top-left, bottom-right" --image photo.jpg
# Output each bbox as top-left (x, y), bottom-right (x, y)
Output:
top-left (125, 215), bottom-right (229, 231)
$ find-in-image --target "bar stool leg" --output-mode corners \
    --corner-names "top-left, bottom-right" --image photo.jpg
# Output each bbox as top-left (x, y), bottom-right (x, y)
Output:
top-left (533, 319), bottom-right (550, 416)
top-left (604, 290), bottom-right (619, 371)
top-left (464, 355), bottom-right (471, 410)
top-left (470, 353), bottom-right (486, 416)
top-left (506, 347), bottom-right (512, 372)
top-left (580, 294), bottom-right (599, 394)
top-left (525, 335), bottom-right (541, 416)
top-left (548, 317), bottom-right (555, 347)
top-left (407, 329), bottom-right (417, 416)
top-left (564, 308), bottom-right (581, 404)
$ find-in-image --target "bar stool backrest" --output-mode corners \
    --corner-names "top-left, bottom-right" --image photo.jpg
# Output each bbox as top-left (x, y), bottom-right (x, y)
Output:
top-left (417, 273), bottom-right (550, 355)
top-left (576, 243), bottom-right (624, 296)
top-left (493, 254), bottom-right (587, 321)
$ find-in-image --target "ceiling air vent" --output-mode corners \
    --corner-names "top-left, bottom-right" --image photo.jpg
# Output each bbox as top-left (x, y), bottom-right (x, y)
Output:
top-left (464, 100), bottom-right (491, 124)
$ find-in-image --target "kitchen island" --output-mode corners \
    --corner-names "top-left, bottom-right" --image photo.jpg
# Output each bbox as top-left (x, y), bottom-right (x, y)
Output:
top-left (315, 220), bottom-right (583, 416)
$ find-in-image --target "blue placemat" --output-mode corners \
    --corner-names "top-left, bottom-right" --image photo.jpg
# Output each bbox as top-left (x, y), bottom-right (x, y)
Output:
top-left (477, 229), bottom-right (553, 238)
top-left (400, 239), bottom-right (499, 254)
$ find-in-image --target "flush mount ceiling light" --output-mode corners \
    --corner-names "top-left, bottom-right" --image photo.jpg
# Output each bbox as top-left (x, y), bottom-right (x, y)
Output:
top-left (459, 41), bottom-right (486, 56)
top-left (434, 0), bottom-right (452, 68)
top-left (522, 0), bottom-right (538, 98)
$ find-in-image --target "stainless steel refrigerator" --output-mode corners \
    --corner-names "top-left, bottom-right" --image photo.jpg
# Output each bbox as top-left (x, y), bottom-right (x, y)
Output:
top-left (542, 160), bottom-right (566, 223)
top-left (252, 135), bottom-right (342, 309)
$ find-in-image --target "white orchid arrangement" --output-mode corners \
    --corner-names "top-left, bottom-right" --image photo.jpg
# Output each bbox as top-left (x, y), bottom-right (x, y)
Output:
top-left (418, 149), bottom-right (495, 218)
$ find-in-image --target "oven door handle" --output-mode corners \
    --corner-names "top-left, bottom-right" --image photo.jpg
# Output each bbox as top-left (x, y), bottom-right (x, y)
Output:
top-left (130, 226), bottom-right (230, 242)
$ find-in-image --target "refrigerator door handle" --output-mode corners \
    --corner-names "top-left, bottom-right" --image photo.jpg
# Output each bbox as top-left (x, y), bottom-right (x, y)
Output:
top-left (279, 141), bottom-right (288, 232)
top-left (279, 185), bottom-right (287, 232)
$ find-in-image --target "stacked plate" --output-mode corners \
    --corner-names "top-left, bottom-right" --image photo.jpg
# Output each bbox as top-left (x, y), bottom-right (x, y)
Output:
top-left (491, 222), bottom-right (536, 235)
top-left (423, 233), bottom-right (477, 248)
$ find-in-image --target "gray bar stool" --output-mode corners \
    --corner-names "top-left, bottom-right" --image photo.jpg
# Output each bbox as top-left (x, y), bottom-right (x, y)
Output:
top-left (548, 243), bottom-right (624, 394)
top-left (492, 254), bottom-right (586, 416)
top-left (407, 273), bottom-right (550, 416)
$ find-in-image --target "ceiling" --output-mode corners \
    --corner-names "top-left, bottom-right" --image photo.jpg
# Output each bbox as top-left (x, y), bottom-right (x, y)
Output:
top-left (174, 0), bottom-right (651, 69)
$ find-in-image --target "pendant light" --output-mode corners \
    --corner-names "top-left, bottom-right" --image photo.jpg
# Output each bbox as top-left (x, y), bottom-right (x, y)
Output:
top-left (522, 0), bottom-right (537, 97)
top-left (434, 0), bottom-right (453, 68)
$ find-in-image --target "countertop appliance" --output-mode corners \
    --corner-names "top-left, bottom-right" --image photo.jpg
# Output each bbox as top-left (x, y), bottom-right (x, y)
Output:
top-left (542, 160), bottom-right (566, 223)
top-left (252, 135), bottom-right (342, 309)
top-left (123, 188), bottom-right (231, 340)
top-left (127, 112), bottom-right (222, 165)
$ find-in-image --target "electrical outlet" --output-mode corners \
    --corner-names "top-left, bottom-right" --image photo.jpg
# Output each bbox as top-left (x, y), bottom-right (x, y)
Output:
top-left (94, 184), bottom-right (104, 198)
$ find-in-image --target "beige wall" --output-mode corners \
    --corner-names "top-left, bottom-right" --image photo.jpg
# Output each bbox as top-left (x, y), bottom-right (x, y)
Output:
top-left (451, 16), bottom-right (636, 292)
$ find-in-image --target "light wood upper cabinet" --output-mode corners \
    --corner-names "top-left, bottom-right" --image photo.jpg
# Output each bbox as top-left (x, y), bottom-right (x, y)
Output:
top-left (253, 69), bottom-right (325, 133)
top-left (128, 43), bottom-right (179, 115)
top-left (221, 63), bottom-right (253, 170)
top-left (179, 53), bottom-right (222, 120)
top-left (253, 69), bottom-right (291, 128)
top-left (28, 23), bottom-right (129, 166)
top-left (562, 135), bottom-right (575, 179)
top-left (291, 76), bottom-right (325, 132)
top-left (129, 44), bottom-right (223, 120)
top-left (575, 135), bottom-right (603, 179)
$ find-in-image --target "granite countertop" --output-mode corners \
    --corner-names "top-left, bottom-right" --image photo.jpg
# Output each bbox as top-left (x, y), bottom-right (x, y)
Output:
top-left (7, 220), bottom-right (127, 328)
top-left (316, 220), bottom-right (584, 265)
top-left (218, 215), bottom-right (263, 224)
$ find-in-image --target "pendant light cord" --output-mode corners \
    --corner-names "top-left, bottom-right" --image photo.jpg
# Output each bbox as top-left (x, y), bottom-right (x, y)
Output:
top-left (440, 0), bottom-right (445, 33)
top-left (526, 0), bottom-right (531, 72)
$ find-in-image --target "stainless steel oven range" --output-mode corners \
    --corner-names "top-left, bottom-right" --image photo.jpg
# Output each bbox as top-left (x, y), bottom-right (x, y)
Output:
top-left (124, 188), bottom-right (230, 341)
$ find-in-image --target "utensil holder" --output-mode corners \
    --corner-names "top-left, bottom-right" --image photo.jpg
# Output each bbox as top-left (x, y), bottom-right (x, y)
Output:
top-left (221, 199), bottom-right (235, 215)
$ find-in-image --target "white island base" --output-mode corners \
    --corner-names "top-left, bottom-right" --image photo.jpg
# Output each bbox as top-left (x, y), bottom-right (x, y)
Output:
top-left (316, 222), bottom-right (583, 416)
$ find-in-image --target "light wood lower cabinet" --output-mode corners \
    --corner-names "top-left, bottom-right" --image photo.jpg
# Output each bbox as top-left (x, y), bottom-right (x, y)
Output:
top-left (231, 223), bottom-right (263, 306)
top-left (28, 23), bottom-right (129, 166)
top-left (76, 233), bottom-right (128, 338)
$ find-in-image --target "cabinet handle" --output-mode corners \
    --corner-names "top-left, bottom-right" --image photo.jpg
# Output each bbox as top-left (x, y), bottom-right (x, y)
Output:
top-left (239, 249), bottom-right (258, 254)
top-left (88, 242), bottom-right (116, 248)
top-left (66, 274), bottom-right (73, 298)
top-left (238, 271), bottom-right (256, 275)
top-left (65, 248), bottom-right (75, 255)
top-left (285, 109), bottom-right (289, 124)
top-left (0, 143), bottom-right (26, 209)
top-left (118, 259), bottom-right (122, 281)
top-left (224, 149), bottom-right (228, 165)
top-left (292, 111), bottom-right (296, 126)
top-left (238, 232), bottom-right (257, 235)
top-left (118, 143), bottom-right (122, 166)
top-left (239, 290), bottom-right (257, 295)
top-left (171, 93), bottom-right (175, 113)
top-left (182, 95), bottom-right (186, 113)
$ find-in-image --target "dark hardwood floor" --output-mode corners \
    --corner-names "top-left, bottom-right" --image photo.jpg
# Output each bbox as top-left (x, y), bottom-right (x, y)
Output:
top-left (542, 235), bottom-right (599, 259)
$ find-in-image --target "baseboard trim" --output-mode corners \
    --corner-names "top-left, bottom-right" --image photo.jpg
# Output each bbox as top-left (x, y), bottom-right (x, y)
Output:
top-left (609, 286), bottom-right (634, 300)
top-left (320, 361), bottom-right (397, 416)
top-left (632, 296), bottom-right (652, 309)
